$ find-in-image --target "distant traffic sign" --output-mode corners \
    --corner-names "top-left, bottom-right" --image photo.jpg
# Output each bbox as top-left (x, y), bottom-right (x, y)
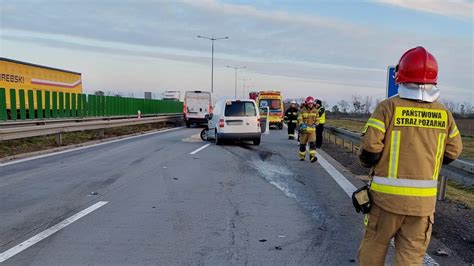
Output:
top-left (386, 66), bottom-right (399, 98)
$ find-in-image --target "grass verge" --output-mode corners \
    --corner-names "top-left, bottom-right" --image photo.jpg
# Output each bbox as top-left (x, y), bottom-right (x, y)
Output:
top-left (0, 122), bottom-right (173, 158)
top-left (446, 181), bottom-right (474, 209)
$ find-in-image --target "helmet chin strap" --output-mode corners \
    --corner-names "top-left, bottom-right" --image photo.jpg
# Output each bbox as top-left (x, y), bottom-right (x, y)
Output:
top-left (398, 83), bottom-right (440, 103)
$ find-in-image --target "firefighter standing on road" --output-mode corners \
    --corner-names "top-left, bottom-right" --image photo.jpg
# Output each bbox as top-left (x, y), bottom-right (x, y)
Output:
top-left (357, 46), bottom-right (462, 265)
top-left (284, 100), bottom-right (299, 140)
top-left (315, 99), bottom-right (326, 148)
top-left (298, 96), bottom-right (319, 162)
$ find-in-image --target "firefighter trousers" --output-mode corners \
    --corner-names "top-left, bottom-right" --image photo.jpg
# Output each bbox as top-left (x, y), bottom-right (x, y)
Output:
top-left (358, 204), bottom-right (434, 266)
top-left (299, 131), bottom-right (316, 159)
top-left (287, 122), bottom-right (297, 138)
top-left (316, 124), bottom-right (324, 148)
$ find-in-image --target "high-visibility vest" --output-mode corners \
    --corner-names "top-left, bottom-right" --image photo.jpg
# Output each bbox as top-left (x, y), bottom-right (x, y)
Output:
top-left (318, 107), bottom-right (326, 124)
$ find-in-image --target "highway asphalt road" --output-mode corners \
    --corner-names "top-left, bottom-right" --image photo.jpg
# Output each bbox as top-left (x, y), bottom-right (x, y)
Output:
top-left (0, 127), bottom-right (463, 265)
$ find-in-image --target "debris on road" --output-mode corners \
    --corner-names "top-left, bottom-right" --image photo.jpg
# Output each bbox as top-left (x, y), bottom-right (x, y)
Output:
top-left (434, 249), bottom-right (449, 257)
top-left (90, 191), bottom-right (98, 195)
top-left (259, 239), bottom-right (267, 242)
top-left (275, 246), bottom-right (282, 250)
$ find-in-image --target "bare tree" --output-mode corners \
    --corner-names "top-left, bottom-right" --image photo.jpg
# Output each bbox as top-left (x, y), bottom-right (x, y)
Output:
top-left (332, 105), bottom-right (340, 114)
top-left (441, 100), bottom-right (457, 113)
top-left (462, 101), bottom-right (472, 116)
top-left (337, 100), bottom-right (349, 113)
top-left (322, 100), bottom-right (329, 109)
top-left (363, 96), bottom-right (373, 114)
top-left (94, 90), bottom-right (105, 96)
top-left (351, 94), bottom-right (362, 113)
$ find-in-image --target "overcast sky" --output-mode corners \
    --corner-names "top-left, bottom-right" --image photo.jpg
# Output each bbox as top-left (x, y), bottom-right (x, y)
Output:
top-left (1, 0), bottom-right (472, 105)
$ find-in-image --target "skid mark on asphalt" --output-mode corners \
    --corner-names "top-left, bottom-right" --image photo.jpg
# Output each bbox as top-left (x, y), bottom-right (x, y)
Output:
top-left (249, 160), bottom-right (297, 200)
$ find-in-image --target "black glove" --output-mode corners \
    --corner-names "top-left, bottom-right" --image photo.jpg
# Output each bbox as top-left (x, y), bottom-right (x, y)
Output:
top-left (352, 186), bottom-right (371, 214)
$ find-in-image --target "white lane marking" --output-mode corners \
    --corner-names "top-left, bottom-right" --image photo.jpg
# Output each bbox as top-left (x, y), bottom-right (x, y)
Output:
top-left (189, 143), bottom-right (210, 155)
top-left (0, 127), bottom-right (183, 167)
top-left (318, 153), bottom-right (438, 265)
top-left (0, 201), bottom-right (108, 263)
top-left (317, 155), bottom-right (356, 197)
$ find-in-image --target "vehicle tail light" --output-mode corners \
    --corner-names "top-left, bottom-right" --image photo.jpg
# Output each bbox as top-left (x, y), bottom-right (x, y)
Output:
top-left (257, 118), bottom-right (260, 127)
top-left (209, 105), bottom-right (213, 114)
top-left (183, 104), bottom-right (187, 118)
top-left (219, 118), bottom-right (225, 128)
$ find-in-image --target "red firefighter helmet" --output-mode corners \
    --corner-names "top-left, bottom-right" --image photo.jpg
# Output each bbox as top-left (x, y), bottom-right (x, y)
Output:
top-left (395, 46), bottom-right (438, 85)
top-left (305, 96), bottom-right (315, 104)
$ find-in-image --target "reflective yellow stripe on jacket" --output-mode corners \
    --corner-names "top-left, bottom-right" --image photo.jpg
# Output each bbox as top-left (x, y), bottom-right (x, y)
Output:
top-left (371, 176), bottom-right (437, 197)
top-left (365, 118), bottom-right (385, 133)
top-left (388, 131), bottom-right (401, 178)
top-left (449, 126), bottom-right (460, 138)
top-left (432, 133), bottom-right (446, 180)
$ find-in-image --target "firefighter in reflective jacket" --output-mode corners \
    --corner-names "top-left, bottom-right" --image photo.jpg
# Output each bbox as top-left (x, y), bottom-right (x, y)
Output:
top-left (285, 100), bottom-right (299, 140)
top-left (297, 96), bottom-right (319, 162)
top-left (315, 99), bottom-right (326, 148)
top-left (358, 46), bottom-right (462, 266)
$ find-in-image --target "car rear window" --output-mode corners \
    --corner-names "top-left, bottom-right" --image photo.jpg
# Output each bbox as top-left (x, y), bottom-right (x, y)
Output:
top-left (225, 101), bottom-right (256, 117)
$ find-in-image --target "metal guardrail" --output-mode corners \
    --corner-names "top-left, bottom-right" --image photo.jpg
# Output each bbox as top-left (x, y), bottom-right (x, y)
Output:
top-left (0, 114), bottom-right (183, 144)
top-left (0, 113), bottom-right (181, 129)
top-left (325, 126), bottom-right (473, 177)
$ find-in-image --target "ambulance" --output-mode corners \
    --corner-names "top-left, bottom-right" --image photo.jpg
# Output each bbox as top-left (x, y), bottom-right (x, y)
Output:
top-left (256, 91), bottom-right (284, 130)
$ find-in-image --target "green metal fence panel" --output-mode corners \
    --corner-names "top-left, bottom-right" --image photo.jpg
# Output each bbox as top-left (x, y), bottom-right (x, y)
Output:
top-left (71, 93), bottom-right (76, 117)
top-left (112, 97), bottom-right (117, 116)
top-left (77, 94), bottom-right (82, 117)
top-left (87, 95), bottom-right (93, 116)
top-left (28, 90), bottom-right (35, 120)
top-left (94, 95), bottom-right (99, 116)
top-left (58, 92), bottom-right (64, 118)
top-left (19, 90), bottom-right (26, 120)
top-left (0, 88), bottom-right (183, 121)
top-left (37, 90), bottom-right (43, 119)
top-left (95, 95), bottom-right (100, 116)
top-left (0, 88), bottom-right (6, 121)
top-left (91, 95), bottom-right (97, 116)
top-left (87, 95), bottom-right (92, 116)
top-left (45, 91), bottom-right (51, 119)
top-left (94, 95), bottom-right (98, 116)
top-left (102, 96), bottom-right (106, 116)
top-left (65, 93), bottom-right (70, 118)
top-left (9, 89), bottom-right (17, 121)
top-left (52, 92), bottom-right (58, 118)
top-left (82, 94), bottom-right (87, 117)
top-left (99, 95), bottom-right (102, 116)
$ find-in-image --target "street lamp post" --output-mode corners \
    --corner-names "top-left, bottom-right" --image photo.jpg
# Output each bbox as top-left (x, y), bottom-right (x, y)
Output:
top-left (227, 66), bottom-right (246, 98)
top-left (239, 77), bottom-right (252, 98)
top-left (197, 35), bottom-right (229, 94)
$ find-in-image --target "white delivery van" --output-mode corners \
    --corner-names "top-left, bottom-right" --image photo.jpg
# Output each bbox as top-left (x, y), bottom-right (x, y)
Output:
top-left (184, 91), bottom-right (212, 127)
top-left (162, 90), bottom-right (181, 101)
top-left (207, 98), bottom-right (261, 145)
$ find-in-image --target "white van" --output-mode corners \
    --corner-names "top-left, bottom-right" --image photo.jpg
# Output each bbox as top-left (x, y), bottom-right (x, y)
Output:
top-left (184, 91), bottom-right (212, 127)
top-left (207, 98), bottom-right (261, 145)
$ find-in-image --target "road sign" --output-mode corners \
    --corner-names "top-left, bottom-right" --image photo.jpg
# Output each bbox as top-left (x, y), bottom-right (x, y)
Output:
top-left (386, 66), bottom-right (399, 98)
